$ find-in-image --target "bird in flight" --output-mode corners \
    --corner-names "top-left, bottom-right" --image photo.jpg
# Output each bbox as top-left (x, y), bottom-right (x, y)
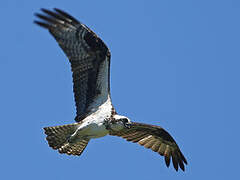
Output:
top-left (34, 8), bottom-right (187, 172)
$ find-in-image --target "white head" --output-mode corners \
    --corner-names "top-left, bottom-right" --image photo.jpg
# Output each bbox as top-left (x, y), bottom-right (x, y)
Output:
top-left (109, 114), bottom-right (131, 131)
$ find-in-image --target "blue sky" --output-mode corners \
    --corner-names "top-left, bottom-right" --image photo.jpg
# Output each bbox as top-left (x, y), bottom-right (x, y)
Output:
top-left (0, 0), bottom-right (239, 179)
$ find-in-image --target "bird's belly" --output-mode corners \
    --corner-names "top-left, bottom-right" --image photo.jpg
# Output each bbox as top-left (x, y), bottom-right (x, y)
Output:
top-left (88, 123), bottom-right (109, 138)
top-left (79, 121), bottom-right (109, 139)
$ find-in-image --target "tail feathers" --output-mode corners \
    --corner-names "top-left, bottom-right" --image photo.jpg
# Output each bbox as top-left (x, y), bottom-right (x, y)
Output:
top-left (59, 139), bottom-right (89, 156)
top-left (43, 123), bottom-right (89, 156)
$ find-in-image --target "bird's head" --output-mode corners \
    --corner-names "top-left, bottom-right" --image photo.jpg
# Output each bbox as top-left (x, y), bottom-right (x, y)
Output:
top-left (110, 114), bottom-right (132, 131)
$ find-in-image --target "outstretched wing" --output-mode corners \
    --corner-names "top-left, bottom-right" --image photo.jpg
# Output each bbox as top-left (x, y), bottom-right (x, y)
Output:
top-left (109, 122), bottom-right (187, 171)
top-left (34, 8), bottom-right (111, 122)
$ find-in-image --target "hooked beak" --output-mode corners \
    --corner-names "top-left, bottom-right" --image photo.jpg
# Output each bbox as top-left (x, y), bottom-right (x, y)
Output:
top-left (124, 122), bottom-right (132, 129)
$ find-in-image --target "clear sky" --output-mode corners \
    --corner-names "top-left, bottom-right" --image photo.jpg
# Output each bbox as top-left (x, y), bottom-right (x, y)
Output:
top-left (0, 0), bottom-right (239, 179)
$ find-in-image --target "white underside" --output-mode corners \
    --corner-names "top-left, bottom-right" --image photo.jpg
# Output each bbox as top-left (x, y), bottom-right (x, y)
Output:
top-left (73, 95), bottom-right (112, 139)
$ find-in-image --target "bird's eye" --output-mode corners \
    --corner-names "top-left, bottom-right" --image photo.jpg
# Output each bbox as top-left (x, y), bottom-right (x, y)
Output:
top-left (122, 118), bottom-right (128, 123)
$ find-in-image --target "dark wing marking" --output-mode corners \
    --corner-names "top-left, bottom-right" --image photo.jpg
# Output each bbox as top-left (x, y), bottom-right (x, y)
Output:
top-left (109, 122), bottom-right (187, 171)
top-left (34, 8), bottom-right (111, 122)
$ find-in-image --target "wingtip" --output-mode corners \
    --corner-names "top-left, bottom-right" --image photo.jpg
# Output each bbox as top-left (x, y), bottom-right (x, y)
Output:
top-left (34, 21), bottom-right (51, 29)
top-left (53, 7), bottom-right (60, 12)
top-left (176, 152), bottom-right (187, 172)
top-left (53, 8), bottom-right (79, 24)
top-left (179, 161), bottom-right (185, 171)
top-left (40, 8), bottom-right (48, 12)
top-left (53, 8), bottom-right (66, 13)
top-left (164, 155), bottom-right (171, 167)
top-left (40, 8), bottom-right (52, 15)
top-left (180, 151), bottom-right (188, 165)
top-left (183, 156), bottom-right (188, 165)
top-left (34, 13), bottom-right (43, 19)
top-left (34, 12), bottom-right (39, 17)
top-left (174, 165), bottom-right (179, 172)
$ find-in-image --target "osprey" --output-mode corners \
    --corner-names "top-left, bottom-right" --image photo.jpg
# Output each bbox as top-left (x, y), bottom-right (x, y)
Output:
top-left (35, 8), bottom-right (187, 171)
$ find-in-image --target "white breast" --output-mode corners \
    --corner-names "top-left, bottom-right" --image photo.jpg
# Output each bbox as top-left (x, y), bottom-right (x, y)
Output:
top-left (75, 95), bottom-right (112, 139)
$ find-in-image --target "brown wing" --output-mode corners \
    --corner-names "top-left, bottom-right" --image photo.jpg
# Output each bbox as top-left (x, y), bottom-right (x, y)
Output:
top-left (109, 122), bottom-right (187, 171)
top-left (34, 8), bottom-right (111, 122)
